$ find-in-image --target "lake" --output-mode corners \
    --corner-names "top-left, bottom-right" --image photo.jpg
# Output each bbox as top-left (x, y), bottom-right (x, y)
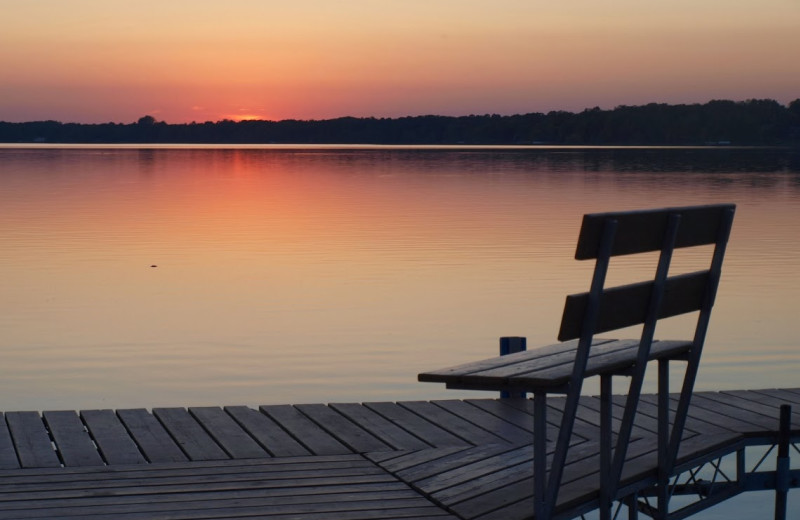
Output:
top-left (1, 145), bottom-right (799, 415)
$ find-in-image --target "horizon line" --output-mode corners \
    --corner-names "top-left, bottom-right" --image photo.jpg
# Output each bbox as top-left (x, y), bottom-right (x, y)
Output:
top-left (2, 97), bottom-right (797, 126)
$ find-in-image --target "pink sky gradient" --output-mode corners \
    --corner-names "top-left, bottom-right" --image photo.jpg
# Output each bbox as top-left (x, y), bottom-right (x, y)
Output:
top-left (1, 0), bottom-right (798, 124)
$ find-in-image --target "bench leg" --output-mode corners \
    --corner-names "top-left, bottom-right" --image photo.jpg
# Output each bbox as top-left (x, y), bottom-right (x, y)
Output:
top-left (657, 359), bottom-right (670, 519)
top-left (600, 374), bottom-right (613, 520)
top-left (534, 390), bottom-right (547, 518)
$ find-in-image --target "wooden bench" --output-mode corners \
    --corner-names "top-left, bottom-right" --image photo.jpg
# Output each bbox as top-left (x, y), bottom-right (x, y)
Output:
top-left (419, 204), bottom-right (735, 519)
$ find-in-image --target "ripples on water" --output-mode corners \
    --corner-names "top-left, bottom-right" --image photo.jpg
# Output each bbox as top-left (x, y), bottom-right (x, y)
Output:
top-left (1, 146), bottom-right (799, 411)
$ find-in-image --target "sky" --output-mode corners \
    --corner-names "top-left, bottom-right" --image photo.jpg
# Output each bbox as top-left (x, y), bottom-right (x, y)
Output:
top-left (1, 0), bottom-right (798, 124)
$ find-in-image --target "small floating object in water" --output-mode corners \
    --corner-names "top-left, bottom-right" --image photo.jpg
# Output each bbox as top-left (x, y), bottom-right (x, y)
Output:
top-left (150, 265), bottom-right (158, 268)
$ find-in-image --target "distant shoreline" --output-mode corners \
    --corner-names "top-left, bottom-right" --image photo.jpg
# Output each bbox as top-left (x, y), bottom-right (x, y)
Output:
top-left (2, 99), bottom-right (799, 146)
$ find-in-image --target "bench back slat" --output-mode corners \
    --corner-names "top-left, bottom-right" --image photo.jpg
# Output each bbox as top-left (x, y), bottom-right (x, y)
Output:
top-left (575, 204), bottom-right (736, 259)
top-left (558, 271), bottom-right (708, 341)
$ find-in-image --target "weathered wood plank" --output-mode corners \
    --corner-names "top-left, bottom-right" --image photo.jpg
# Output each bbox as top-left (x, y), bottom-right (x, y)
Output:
top-left (459, 339), bottom-right (638, 383)
top-left (0, 455), bottom-right (377, 487)
top-left (295, 404), bottom-right (392, 453)
top-left (0, 494), bottom-right (451, 520)
top-left (681, 394), bottom-right (780, 435)
top-left (495, 397), bottom-right (594, 443)
top-left (581, 395), bottom-right (658, 435)
top-left (696, 391), bottom-right (800, 430)
top-left (364, 402), bottom-right (470, 448)
top-left (428, 434), bottom-right (607, 511)
top-left (639, 393), bottom-right (755, 435)
top-left (393, 444), bottom-right (524, 483)
top-left (425, 339), bottom-right (691, 391)
top-left (80, 409), bottom-right (146, 465)
top-left (473, 495), bottom-right (532, 520)
top-left (574, 204), bottom-right (735, 259)
top-left (511, 340), bottom-right (692, 387)
top-left (431, 400), bottom-right (532, 445)
top-left (362, 449), bottom-right (410, 464)
top-left (564, 399), bottom-right (634, 439)
top-left (465, 480), bottom-right (534, 520)
top-left (422, 446), bottom-right (533, 501)
top-left (563, 399), bottom-right (629, 443)
top-left (552, 436), bottom-right (663, 516)
top-left (418, 339), bottom-right (589, 380)
top-left (0, 493), bottom-right (448, 519)
top-left (41, 411), bottom-right (103, 467)
top-left (559, 274), bottom-right (709, 341)
top-left (454, 440), bottom-right (624, 518)
top-left (721, 389), bottom-right (798, 409)
top-left (461, 439), bottom-right (648, 518)
top-left (774, 387), bottom-right (800, 398)
top-left (627, 393), bottom-right (729, 436)
top-left (4, 412), bottom-right (60, 468)
top-left (440, 437), bottom-right (648, 520)
top-left (0, 508), bottom-right (454, 520)
top-left (0, 482), bottom-right (409, 510)
top-left (224, 406), bottom-right (310, 457)
top-left (0, 414), bottom-right (20, 469)
top-left (449, 473), bottom-right (534, 519)
top-left (420, 339), bottom-right (624, 387)
top-left (0, 455), bottom-right (460, 520)
top-left (152, 408), bottom-right (228, 461)
top-left (0, 463), bottom-right (391, 498)
top-left (0, 490), bottom-right (432, 518)
top-left (116, 408), bottom-right (188, 463)
top-left (366, 447), bottom-right (469, 474)
top-left (397, 401), bottom-right (507, 446)
top-left (720, 390), bottom-right (800, 426)
top-left (749, 388), bottom-right (800, 410)
top-left (330, 403), bottom-right (431, 451)
top-left (188, 407), bottom-right (268, 459)
top-left (680, 403), bottom-right (758, 434)
top-left (259, 405), bottom-right (351, 455)
top-left (465, 399), bottom-right (533, 432)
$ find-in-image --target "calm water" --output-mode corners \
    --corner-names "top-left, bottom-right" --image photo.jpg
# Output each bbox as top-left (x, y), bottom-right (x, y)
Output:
top-left (1, 145), bottom-right (799, 414)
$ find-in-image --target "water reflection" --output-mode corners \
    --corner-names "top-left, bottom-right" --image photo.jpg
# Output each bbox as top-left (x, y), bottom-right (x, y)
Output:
top-left (0, 146), bottom-right (799, 411)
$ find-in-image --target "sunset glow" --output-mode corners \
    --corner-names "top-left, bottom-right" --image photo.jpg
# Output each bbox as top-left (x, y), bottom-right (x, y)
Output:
top-left (228, 113), bottom-right (269, 122)
top-left (1, 1), bottom-right (798, 124)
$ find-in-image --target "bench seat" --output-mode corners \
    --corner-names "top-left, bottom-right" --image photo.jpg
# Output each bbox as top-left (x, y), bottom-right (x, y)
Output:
top-left (419, 338), bottom-right (692, 392)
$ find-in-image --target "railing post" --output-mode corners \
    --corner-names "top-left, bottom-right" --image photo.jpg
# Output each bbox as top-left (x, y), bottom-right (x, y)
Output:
top-left (499, 337), bottom-right (526, 399)
top-left (774, 404), bottom-right (791, 520)
top-left (627, 492), bottom-right (639, 520)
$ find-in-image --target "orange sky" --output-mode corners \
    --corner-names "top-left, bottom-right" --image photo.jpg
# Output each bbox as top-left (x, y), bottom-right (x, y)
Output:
top-left (1, 0), bottom-right (798, 124)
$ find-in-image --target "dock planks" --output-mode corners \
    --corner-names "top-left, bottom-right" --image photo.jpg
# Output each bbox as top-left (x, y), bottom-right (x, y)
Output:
top-left (0, 456), bottom-right (457, 520)
top-left (0, 388), bottom-right (798, 519)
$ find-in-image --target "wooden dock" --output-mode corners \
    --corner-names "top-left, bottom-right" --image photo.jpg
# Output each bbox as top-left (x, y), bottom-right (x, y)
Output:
top-left (1, 388), bottom-right (799, 519)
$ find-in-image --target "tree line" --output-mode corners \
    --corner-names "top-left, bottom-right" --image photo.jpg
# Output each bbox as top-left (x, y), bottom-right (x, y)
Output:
top-left (2, 99), bottom-right (799, 145)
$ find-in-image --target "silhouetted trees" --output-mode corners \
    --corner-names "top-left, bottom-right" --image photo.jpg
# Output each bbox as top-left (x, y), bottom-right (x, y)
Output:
top-left (1, 99), bottom-right (799, 145)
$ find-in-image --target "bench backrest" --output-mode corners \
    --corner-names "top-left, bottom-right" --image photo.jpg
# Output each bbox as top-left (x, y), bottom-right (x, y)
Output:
top-left (557, 204), bottom-right (735, 343)
top-left (547, 204), bottom-right (735, 518)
